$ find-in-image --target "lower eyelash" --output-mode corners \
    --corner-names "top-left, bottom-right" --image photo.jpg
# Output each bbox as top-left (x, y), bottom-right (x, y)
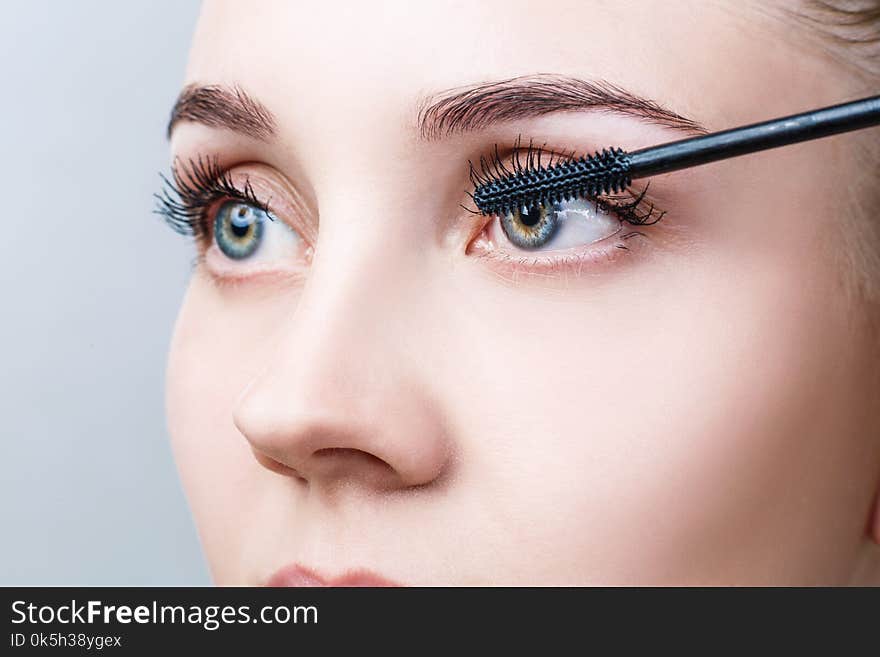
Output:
top-left (465, 136), bottom-right (667, 227)
top-left (153, 155), bottom-right (271, 239)
top-left (470, 228), bottom-right (650, 281)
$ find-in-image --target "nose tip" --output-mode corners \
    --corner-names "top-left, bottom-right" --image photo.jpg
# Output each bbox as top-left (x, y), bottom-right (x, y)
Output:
top-left (233, 388), bottom-right (451, 492)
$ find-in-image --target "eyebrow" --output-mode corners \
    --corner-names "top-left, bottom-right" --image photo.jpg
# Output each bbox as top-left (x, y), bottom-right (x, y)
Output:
top-left (166, 83), bottom-right (276, 140)
top-left (166, 74), bottom-right (706, 142)
top-left (417, 74), bottom-right (707, 140)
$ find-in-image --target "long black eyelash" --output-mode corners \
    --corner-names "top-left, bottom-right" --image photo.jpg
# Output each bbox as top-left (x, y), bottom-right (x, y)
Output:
top-left (153, 155), bottom-right (271, 239)
top-left (465, 136), bottom-right (665, 226)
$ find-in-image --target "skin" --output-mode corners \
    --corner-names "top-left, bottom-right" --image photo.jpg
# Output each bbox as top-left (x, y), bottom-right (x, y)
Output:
top-left (165, 0), bottom-right (880, 585)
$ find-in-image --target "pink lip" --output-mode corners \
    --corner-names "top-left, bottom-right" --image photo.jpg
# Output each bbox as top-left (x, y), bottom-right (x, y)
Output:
top-left (265, 563), bottom-right (401, 587)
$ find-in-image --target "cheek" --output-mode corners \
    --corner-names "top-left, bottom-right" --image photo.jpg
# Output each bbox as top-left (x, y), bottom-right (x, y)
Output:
top-left (165, 273), bottom-right (295, 582)
top-left (447, 203), bottom-right (874, 584)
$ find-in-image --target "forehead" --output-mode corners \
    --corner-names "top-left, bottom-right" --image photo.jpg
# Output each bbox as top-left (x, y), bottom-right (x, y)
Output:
top-left (184, 0), bottom-right (825, 139)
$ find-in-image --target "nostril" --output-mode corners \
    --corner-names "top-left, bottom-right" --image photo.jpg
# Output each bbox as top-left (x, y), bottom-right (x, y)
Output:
top-left (312, 447), bottom-right (394, 471)
top-left (251, 448), bottom-right (308, 482)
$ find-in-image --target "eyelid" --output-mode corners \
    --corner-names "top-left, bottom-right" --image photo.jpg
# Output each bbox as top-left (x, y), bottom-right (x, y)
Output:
top-left (467, 227), bottom-right (651, 285)
top-left (202, 244), bottom-right (312, 284)
top-left (466, 137), bottom-right (666, 224)
top-left (220, 164), bottom-right (317, 247)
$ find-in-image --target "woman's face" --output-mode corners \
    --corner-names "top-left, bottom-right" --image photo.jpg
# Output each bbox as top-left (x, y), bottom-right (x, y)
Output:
top-left (165, 0), bottom-right (880, 585)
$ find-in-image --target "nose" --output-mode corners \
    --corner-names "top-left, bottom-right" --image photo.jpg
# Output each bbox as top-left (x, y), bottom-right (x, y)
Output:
top-left (232, 243), bottom-right (453, 492)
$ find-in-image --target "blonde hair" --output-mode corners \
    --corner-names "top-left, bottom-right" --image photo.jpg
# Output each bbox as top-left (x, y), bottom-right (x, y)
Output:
top-left (797, 0), bottom-right (880, 78)
top-left (791, 1), bottom-right (880, 306)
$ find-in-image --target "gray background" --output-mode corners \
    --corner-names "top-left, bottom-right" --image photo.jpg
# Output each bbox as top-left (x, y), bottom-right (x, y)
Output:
top-left (0, 1), bottom-right (210, 584)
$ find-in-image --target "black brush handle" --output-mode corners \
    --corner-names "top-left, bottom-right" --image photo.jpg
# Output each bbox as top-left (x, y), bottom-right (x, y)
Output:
top-left (627, 94), bottom-right (880, 179)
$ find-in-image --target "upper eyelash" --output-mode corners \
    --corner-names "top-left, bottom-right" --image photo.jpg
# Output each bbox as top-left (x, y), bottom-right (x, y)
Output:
top-left (155, 143), bottom-right (663, 245)
top-left (466, 136), bottom-right (666, 226)
top-left (153, 155), bottom-right (272, 239)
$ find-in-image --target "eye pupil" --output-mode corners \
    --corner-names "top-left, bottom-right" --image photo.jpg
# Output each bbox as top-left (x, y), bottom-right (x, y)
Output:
top-left (230, 221), bottom-right (250, 238)
top-left (519, 205), bottom-right (541, 227)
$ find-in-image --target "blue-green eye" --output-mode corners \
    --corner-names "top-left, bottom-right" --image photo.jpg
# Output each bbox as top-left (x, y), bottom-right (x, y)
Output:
top-left (213, 200), bottom-right (272, 260)
top-left (499, 203), bottom-right (560, 249)
top-left (495, 198), bottom-right (621, 251)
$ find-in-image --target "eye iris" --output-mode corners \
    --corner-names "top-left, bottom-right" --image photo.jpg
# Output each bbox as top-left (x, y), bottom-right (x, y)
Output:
top-left (214, 201), bottom-right (267, 260)
top-left (499, 204), bottom-right (559, 249)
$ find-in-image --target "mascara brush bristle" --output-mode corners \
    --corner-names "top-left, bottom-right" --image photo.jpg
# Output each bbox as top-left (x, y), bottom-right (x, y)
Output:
top-left (472, 147), bottom-right (633, 216)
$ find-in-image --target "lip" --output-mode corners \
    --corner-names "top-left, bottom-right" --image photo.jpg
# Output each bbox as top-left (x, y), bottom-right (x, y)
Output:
top-left (265, 563), bottom-right (401, 587)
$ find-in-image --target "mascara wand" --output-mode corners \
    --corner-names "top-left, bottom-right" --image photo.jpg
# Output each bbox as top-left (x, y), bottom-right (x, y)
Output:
top-left (472, 94), bottom-right (880, 216)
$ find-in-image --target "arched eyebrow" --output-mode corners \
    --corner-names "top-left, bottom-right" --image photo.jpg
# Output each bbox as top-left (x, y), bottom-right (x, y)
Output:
top-left (417, 74), bottom-right (707, 140)
top-left (166, 83), bottom-right (276, 140)
top-left (166, 74), bottom-right (706, 142)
